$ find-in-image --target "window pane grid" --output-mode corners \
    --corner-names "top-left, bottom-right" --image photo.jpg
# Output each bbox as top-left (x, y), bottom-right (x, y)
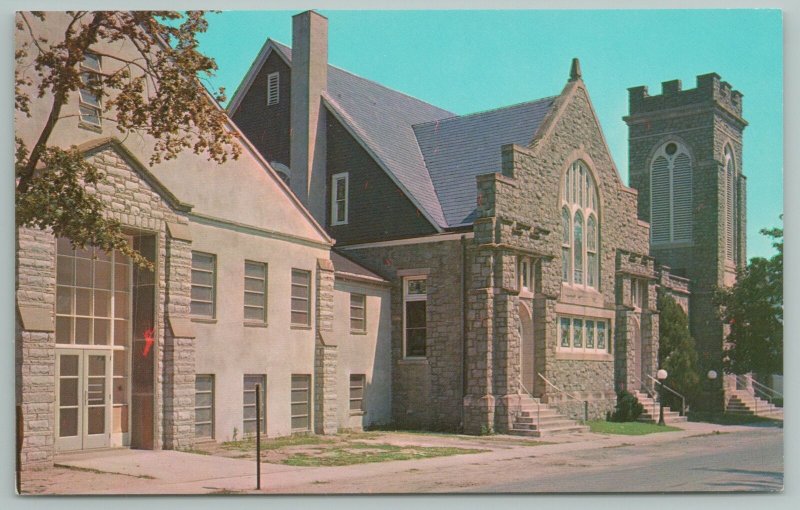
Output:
top-left (558, 315), bottom-right (611, 354)
top-left (195, 375), bottom-right (214, 439)
top-left (562, 162), bottom-right (598, 288)
top-left (350, 293), bottom-right (366, 332)
top-left (349, 374), bottom-right (365, 412)
top-left (243, 375), bottom-right (266, 436)
top-left (191, 252), bottom-right (216, 318)
top-left (243, 261), bottom-right (267, 323)
top-left (404, 277), bottom-right (427, 358)
top-left (290, 269), bottom-right (310, 326)
top-left (56, 239), bottom-right (132, 346)
top-left (290, 375), bottom-right (310, 432)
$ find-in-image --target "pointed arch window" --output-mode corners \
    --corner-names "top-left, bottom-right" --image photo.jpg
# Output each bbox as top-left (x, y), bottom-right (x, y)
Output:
top-left (724, 145), bottom-right (737, 262)
top-left (561, 161), bottom-right (599, 288)
top-left (650, 141), bottom-right (692, 245)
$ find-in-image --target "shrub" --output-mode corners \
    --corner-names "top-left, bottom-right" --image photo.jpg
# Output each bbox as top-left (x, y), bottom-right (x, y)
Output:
top-left (610, 390), bottom-right (644, 422)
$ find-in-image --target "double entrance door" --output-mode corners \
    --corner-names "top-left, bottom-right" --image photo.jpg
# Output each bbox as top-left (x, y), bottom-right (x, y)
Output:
top-left (55, 349), bottom-right (112, 451)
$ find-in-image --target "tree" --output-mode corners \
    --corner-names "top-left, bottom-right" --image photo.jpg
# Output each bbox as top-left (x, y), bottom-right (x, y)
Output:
top-left (15, 11), bottom-right (240, 267)
top-left (716, 225), bottom-right (783, 376)
top-left (657, 293), bottom-right (700, 409)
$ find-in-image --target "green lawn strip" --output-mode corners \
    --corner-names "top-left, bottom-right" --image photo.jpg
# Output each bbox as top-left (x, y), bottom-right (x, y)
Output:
top-left (280, 442), bottom-right (488, 467)
top-left (221, 434), bottom-right (333, 452)
top-left (688, 412), bottom-right (783, 427)
top-left (588, 420), bottom-right (681, 435)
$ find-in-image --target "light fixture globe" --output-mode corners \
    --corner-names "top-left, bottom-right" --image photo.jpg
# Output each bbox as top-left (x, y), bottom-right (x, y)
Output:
top-left (656, 369), bottom-right (668, 381)
top-left (707, 370), bottom-right (718, 380)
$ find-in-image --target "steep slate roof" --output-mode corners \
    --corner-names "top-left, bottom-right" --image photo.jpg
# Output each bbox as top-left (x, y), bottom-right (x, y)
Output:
top-left (261, 41), bottom-right (556, 229)
top-left (413, 97), bottom-right (556, 227)
top-left (271, 42), bottom-right (454, 229)
top-left (330, 251), bottom-right (388, 284)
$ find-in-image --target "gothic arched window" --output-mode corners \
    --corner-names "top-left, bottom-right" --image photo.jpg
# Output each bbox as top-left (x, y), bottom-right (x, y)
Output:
top-left (561, 161), bottom-right (599, 288)
top-left (650, 141), bottom-right (692, 245)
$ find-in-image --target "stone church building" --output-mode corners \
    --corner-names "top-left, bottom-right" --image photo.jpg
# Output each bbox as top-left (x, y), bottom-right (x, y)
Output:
top-left (15, 10), bottom-right (747, 469)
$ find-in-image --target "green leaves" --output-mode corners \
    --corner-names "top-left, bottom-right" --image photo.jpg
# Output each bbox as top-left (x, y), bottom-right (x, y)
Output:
top-left (715, 224), bottom-right (783, 376)
top-left (657, 294), bottom-right (700, 408)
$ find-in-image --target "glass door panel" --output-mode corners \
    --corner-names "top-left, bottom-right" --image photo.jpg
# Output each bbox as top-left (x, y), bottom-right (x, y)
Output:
top-left (83, 351), bottom-right (111, 449)
top-left (56, 352), bottom-right (82, 451)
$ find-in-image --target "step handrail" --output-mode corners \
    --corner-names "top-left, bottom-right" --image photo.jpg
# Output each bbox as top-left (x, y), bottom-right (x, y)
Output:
top-left (646, 374), bottom-right (686, 416)
top-left (517, 380), bottom-right (541, 428)
top-left (745, 374), bottom-right (783, 399)
top-left (537, 373), bottom-right (588, 422)
top-left (632, 374), bottom-right (658, 419)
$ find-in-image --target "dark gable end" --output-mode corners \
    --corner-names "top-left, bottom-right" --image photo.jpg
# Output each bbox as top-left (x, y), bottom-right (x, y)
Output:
top-left (231, 51), bottom-right (292, 168)
top-left (326, 113), bottom-right (438, 245)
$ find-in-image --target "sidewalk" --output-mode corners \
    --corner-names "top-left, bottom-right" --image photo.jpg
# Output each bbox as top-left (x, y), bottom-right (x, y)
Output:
top-left (24, 420), bottom-right (773, 494)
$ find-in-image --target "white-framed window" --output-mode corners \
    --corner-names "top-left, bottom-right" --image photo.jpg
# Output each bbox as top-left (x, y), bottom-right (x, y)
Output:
top-left (243, 375), bottom-right (266, 436)
top-left (191, 252), bottom-right (216, 318)
top-left (403, 276), bottom-right (427, 358)
top-left (350, 293), bottom-right (366, 333)
top-left (267, 72), bottom-right (280, 106)
top-left (195, 375), bottom-right (214, 439)
top-left (331, 172), bottom-right (349, 226)
top-left (519, 256), bottom-right (534, 293)
top-left (79, 52), bottom-right (102, 127)
top-left (561, 161), bottom-right (599, 288)
top-left (558, 315), bottom-right (611, 354)
top-left (290, 269), bottom-right (311, 327)
top-left (349, 374), bottom-right (365, 413)
top-left (291, 374), bottom-right (311, 432)
top-left (650, 141), bottom-right (692, 245)
top-left (244, 261), bottom-right (267, 324)
top-left (724, 145), bottom-right (737, 263)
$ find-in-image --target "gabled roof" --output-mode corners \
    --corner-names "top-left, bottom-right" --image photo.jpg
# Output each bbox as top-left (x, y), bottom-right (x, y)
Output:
top-left (271, 41), bottom-right (454, 230)
top-left (228, 39), bottom-right (558, 230)
top-left (330, 250), bottom-right (388, 285)
top-left (413, 97), bottom-right (556, 227)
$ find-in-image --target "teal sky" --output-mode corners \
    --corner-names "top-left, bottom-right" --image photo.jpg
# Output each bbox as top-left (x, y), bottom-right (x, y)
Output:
top-left (195, 10), bottom-right (783, 260)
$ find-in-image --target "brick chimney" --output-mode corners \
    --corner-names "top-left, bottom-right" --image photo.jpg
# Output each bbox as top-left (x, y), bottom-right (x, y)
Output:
top-left (290, 10), bottom-right (328, 223)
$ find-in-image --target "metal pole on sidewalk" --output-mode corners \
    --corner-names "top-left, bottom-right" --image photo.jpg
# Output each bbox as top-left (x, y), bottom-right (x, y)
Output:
top-left (256, 383), bottom-right (261, 490)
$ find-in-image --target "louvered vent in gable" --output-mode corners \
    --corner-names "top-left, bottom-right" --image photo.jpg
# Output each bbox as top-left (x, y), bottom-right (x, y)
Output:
top-left (267, 72), bottom-right (280, 106)
top-left (724, 145), bottom-right (736, 262)
top-left (650, 141), bottom-right (693, 245)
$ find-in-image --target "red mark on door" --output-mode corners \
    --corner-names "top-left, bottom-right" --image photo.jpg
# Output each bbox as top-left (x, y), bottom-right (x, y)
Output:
top-left (143, 328), bottom-right (154, 357)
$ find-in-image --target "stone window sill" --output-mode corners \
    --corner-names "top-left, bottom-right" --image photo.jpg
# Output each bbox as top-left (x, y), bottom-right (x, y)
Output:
top-left (556, 351), bottom-right (614, 362)
top-left (244, 322), bottom-right (268, 328)
top-left (350, 330), bottom-right (367, 336)
top-left (191, 317), bottom-right (217, 324)
top-left (290, 324), bottom-right (312, 330)
top-left (350, 410), bottom-right (366, 416)
top-left (398, 358), bottom-right (429, 365)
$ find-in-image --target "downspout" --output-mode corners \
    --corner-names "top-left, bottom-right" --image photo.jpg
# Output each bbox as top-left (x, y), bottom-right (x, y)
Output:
top-left (460, 234), bottom-right (468, 432)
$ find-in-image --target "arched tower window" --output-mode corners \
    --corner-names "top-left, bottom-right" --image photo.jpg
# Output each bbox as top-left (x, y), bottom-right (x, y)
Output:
top-left (561, 161), bottom-right (599, 288)
top-left (724, 145), bottom-right (737, 262)
top-left (650, 141), bottom-right (692, 245)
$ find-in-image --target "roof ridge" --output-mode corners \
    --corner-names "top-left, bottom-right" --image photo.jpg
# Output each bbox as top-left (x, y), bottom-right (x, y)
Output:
top-left (412, 96), bottom-right (557, 129)
top-left (272, 39), bottom-right (455, 118)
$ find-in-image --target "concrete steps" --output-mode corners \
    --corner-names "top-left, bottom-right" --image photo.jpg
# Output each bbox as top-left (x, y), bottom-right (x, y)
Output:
top-left (508, 395), bottom-right (590, 437)
top-left (633, 391), bottom-right (687, 424)
top-left (726, 390), bottom-right (784, 419)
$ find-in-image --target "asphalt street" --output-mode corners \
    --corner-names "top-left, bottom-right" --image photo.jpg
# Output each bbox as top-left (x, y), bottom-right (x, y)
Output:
top-left (474, 427), bottom-right (783, 493)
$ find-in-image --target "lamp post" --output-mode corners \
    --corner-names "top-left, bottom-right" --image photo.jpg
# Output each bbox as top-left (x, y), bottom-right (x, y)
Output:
top-left (707, 370), bottom-right (719, 413)
top-left (656, 369), bottom-right (668, 426)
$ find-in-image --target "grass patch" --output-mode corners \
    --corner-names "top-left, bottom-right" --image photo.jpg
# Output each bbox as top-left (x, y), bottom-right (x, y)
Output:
top-left (588, 421), bottom-right (681, 435)
top-left (280, 442), bottom-right (487, 467)
top-left (221, 434), bottom-right (333, 452)
top-left (688, 412), bottom-right (783, 427)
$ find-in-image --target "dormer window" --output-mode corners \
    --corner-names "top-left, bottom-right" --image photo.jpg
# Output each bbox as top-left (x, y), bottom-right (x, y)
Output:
top-left (267, 72), bottom-right (280, 106)
top-left (331, 172), bottom-right (349, 226)
top-left (79, 53), bottom-right (102, 128)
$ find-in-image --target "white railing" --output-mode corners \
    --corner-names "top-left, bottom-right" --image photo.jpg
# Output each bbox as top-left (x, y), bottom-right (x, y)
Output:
top-left (538, 373), bottom-right (588, 422)
top-left (647, 374), bottom-right (686, 416)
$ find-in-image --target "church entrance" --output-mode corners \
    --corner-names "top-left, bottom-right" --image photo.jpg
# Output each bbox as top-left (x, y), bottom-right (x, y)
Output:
top-left (519, 302), bottom-right (535, 394)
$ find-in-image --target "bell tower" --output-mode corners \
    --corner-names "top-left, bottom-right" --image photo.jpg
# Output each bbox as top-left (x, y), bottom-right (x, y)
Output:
top-left (624, 73), bottom-right (747, 410)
